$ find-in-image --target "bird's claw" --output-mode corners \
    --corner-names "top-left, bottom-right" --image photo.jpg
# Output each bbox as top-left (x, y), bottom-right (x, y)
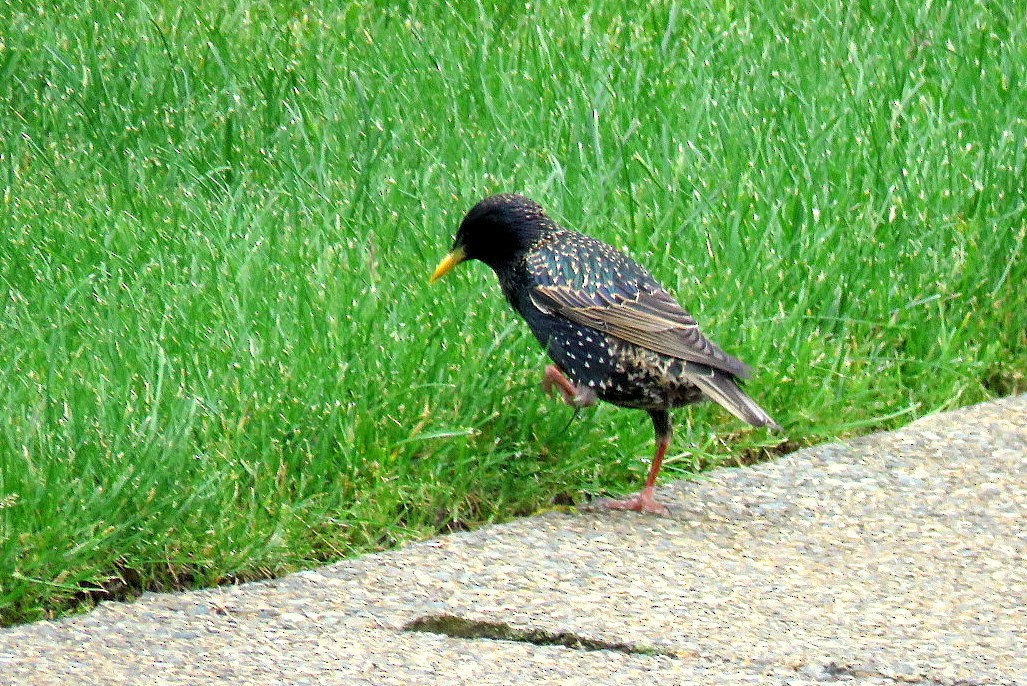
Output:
top-left (564, 387), bottom-right (598, 408)
top-left (590, 488), bottom-right (672, 517)
top-left (542, 365), bottom-right (597, 408)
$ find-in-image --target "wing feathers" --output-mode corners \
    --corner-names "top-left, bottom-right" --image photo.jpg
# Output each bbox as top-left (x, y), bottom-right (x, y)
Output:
top-left (532, 284), bottom-right (752, 378)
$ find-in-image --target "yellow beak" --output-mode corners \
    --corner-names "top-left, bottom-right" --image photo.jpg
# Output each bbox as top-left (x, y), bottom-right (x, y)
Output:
top-left (429, 246), bottom-right (467, 284)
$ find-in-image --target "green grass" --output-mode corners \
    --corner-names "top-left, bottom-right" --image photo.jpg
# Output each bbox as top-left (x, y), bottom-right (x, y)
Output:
top-left (1, 0), bottom-right (1025, 626)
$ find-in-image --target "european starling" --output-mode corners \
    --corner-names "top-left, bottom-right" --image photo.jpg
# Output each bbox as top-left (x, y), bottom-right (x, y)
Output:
top-left (431, 194), bottom-right (780, 515)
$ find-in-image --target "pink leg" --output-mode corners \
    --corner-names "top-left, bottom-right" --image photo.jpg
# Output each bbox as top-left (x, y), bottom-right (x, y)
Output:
top-left (542, 365), bottom-right (597, 409)
top-left (597, 434), bottom-right (672, 516)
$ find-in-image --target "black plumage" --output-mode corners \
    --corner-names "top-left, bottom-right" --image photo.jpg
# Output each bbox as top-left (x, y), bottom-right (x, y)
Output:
top-left (431, 194), bottom-right (780, 515)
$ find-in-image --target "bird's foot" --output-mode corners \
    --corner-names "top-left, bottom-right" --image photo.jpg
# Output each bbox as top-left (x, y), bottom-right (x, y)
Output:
top-left (592, 487), bottom-right (671, 517)
top-left (542, 365), bottom-right (597, 409)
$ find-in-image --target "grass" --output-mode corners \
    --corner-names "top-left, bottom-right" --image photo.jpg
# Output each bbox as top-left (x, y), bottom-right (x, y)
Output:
top-left (1, 0), bottom-right (1025, 626)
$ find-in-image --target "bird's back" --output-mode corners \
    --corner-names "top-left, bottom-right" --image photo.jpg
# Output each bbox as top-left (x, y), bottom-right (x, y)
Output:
top-left (520, 230), bottom-right (748, 368)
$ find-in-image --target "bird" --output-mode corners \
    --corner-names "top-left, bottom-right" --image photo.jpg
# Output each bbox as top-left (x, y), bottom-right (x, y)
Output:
top-left (430, 194), bottom-right (780, 515)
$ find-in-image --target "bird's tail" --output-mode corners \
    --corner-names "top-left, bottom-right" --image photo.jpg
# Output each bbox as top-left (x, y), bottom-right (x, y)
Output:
top-left (687, 368), bottom-right (782, 431)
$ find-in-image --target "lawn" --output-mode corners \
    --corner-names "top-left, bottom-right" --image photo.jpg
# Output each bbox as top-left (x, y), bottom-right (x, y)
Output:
top-left (1, 0), bottom-right (1025, 625)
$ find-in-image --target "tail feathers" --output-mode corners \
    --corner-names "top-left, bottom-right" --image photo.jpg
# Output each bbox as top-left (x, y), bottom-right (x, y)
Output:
top-left (688, 370), bottom-right (782, 431)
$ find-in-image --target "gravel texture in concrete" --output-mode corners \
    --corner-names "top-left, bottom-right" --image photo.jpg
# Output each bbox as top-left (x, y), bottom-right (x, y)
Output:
top-left (2, 395), bottom-right (1025, 685)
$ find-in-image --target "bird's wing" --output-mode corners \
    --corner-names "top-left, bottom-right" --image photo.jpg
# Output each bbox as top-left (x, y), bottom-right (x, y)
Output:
top-left (530, 278), bottom-right (753, 379)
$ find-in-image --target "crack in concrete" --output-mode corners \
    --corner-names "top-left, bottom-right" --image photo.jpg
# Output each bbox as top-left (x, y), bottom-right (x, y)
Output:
top-left (404, 616), bottom-right (1001, 686)
top-left (402, 614), bottom-right (676, 658)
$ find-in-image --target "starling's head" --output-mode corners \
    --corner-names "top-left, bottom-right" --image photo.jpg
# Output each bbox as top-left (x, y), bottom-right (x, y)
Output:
top-left (430, 194), bottom-right (553, 282)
